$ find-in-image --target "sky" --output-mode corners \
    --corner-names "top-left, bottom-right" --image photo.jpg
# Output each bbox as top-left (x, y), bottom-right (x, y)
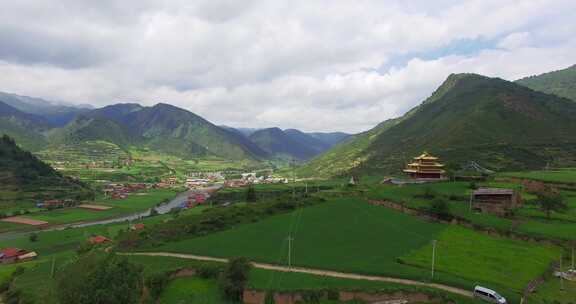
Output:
top-left (0, 0), bottom-right (575, 133)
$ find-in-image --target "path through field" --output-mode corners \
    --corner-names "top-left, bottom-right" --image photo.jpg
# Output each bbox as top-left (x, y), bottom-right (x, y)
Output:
top-left (119, 251), bottom-right (473, 298)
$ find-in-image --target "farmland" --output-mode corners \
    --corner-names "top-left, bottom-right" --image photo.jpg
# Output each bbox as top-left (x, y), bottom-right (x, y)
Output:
top-left (146, 196), bottom-right (559, 301)
top-left (366, 180), bottom-right (576, 241)
top-left (0, 188), bottom-right (179, 233)
top-left (499, 169), bottom-right (576, 184)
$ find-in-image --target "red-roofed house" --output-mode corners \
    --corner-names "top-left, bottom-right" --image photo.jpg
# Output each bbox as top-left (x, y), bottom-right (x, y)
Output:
top-left (131, 223), bottom-right (145, 231)
top-left (88, 235), bottom-right (112, 245)
top-left (1, 248), bottom-right (30, 264)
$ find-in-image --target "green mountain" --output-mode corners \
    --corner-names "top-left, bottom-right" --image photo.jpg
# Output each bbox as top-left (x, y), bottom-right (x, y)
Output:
top-left (0, 100), bottom-right (51, 150)
top-left (302, 73), bottom-right (576, 176)
top-left (81, 103), bottom-right (268, 160)
top-left (307, 132), bottom-right (350, 146)
top-left (516, 65), bottom-right (576, 102)
top-left (0, 135), bottom-right (92, 206)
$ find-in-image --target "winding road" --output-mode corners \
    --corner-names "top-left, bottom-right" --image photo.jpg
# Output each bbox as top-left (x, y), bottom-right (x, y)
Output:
top-left (118, 251), bottom-right (474, 298)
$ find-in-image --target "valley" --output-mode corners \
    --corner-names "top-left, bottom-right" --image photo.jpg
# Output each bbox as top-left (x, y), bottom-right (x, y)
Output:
top-left (2, 65), bottom-right (576, 304)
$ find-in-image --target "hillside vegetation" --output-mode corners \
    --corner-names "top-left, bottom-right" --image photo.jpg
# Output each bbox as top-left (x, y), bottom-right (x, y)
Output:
top-left (516, 64), bottom-right (576, 102)
top-left (0, 135), bottom-right (92, 207)
top-left (303, 73), bottom-right (576, 176)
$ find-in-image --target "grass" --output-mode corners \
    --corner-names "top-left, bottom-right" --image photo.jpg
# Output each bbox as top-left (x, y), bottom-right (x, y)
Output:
top-left (148, 197), bottom-right (540, 301)
top-left (159, 277), bottom-right (224, 304)
top-left (151, 198), bottom-right (447, 282)
top-left (366, 180), bottom-right (576, 241)
top-left (499, 169), bottom-right (576, 184)
top-left (125, 255), bottom-right (483, 304)
top-left (400, 226), bottom-right (561, 292)
top-left (527, 276), bottom-right (576, 303)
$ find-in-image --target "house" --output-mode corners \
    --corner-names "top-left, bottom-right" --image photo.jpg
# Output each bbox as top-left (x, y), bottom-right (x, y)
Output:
top-left (131, 223), bottom-right (145, 231)
top-left (0, 248), bottom-right (35, 264)
top-left (403, 152), bottom-right (445, 179)
top-left (472, 188), bottom-right (522, 216)
top-left (88, 235), bottom-right (112, 245)
top-left (36, 199), bottom-right (65, 209)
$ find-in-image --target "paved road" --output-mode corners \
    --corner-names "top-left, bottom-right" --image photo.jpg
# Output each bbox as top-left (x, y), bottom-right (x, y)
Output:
top-left (119, 251), bottom-right (473, 298)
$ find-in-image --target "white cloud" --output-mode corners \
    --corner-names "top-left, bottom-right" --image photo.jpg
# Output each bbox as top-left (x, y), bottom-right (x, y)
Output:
top-left (0, 0), bottom-right (575, 132)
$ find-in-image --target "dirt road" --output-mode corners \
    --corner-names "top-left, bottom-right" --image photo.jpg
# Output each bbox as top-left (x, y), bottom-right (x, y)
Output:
top-left (119, 251), bottom-right (473, 298)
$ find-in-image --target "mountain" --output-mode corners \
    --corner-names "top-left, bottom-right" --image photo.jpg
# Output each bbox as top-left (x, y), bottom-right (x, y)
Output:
top-left (0, 135), bottom-right (92, 205)
top-left (516, 65), bottom-right (576, 102)
top-left (0, 100), bottom-right (51, 150)
top-left (249, 128), bottom-right (314, 160)
top-left (302, 73), bottom-right (576, 176)
top-left (307, 132), bottom-right (350, 146)
top-left (0, 91), bottom-right (91, 126)
top-left (78, 103), bottom-right (268, 160)
top-left (247, 127), bottom-right (349, 160)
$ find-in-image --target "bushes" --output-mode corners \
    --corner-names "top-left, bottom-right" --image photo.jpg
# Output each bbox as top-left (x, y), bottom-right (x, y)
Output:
top-left (427, 198), bottom-right (453, 220)
top-left (118, 194), bottom-right (326, 250)
top-left (146, 272), bottom-right (171, 301)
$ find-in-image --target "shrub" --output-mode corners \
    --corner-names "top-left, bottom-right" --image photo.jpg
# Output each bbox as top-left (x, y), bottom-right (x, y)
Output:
top-left (29, 233), bottom-right (38, 242)
top-left (427, 198), bottom-right (452, 220)
top-left (145, 272), bottom-right (170, 300)
top-left (220, 257), bottom-right (252, 301)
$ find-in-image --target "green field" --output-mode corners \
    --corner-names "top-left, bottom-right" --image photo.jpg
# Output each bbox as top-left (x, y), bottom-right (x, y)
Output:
top-left (400, 226), bottom-right (560, 291)
top-left (146, 197), bottom-right (555, 301)
top-left (159, 277), bottom-right (223, 304)
top-left (500, 169), bottom-right (576, 184)
top-left (367, 180), bottom-right (576, 241)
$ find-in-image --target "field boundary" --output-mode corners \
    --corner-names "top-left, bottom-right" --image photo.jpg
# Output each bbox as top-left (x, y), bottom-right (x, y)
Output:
top-left (118, 252), bottom-right (473, 298)
top-left (367, 199), bottom-right (566, 246)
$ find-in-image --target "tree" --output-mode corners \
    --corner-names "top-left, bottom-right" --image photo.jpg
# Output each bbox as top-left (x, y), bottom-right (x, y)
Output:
top-left (538, 191), bottom-right (567, 219)
top-left (428, 198), bottom-right (452, 220)
top-left (220, 257), bottom-right (252, 301)
top-left (57, 252), bottom-right (143, 304)
top-left (246, 186), bottom-right (257, 202)
top-left (29, 233), bottom-right (38, 242)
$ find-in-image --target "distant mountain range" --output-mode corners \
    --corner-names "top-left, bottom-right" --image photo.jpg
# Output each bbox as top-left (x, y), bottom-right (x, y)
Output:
top-left (3, 64), bottom-right (575, 173)
top-left (302, 71), bottom-right (576, 176)
top-left (0, 93), bottom-right (349, 161)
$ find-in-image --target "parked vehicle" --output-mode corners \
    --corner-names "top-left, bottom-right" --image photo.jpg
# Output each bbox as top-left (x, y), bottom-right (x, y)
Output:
top-left (473, 286), bottom-right (507, 303)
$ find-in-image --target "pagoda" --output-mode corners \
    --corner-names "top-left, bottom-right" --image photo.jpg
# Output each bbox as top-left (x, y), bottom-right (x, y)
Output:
top-left (403, 152), bottom-right (445, 179)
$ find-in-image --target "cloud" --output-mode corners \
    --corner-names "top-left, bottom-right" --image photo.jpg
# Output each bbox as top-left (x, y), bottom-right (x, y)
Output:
top-left (0, 0), bottom-right (575, 132)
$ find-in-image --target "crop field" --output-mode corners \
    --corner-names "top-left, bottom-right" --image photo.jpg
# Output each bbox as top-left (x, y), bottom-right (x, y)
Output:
top-left (367, 180), bottom-right (576, 241)
top-left (152, 198), bottom-right (445, 280)
top-left (499, 169), bottom-right (576, 184)
top-left (149, 197), bottom-right (550, 300)
top-left (400, 226), bottom-right (560, 292)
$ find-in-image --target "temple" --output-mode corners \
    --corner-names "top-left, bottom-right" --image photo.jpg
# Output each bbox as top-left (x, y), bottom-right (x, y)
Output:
top-left (403, 152), bottom-right (445, 179)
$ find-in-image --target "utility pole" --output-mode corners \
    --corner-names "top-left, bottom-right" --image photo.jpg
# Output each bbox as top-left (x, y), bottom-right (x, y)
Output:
top-left (560, 254), bottom-right (565, 291)
top-left (431, 240), bottom-right (437, 280)
top-left (570, 245), bottom-right (574, 269)
top-left (291, 158), bottom-right (296, 199)
top-left (287, 235), bottom-right (294, 269)
top-left (305, 182), bottom-right (308, 194)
